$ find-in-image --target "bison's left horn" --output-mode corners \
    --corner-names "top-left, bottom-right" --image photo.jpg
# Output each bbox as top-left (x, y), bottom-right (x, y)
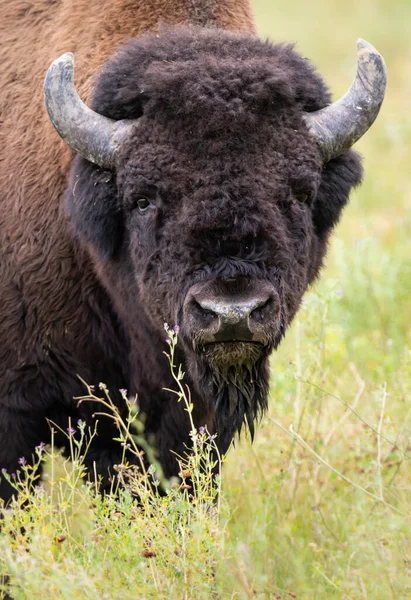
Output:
top-left (44, 52), bottom-right (136, 169)
top-left (303, 39), bottom-right (387, 162)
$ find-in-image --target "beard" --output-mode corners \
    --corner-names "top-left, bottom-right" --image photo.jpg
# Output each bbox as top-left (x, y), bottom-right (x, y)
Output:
top-left (189, 342), bottom-right (270, 444)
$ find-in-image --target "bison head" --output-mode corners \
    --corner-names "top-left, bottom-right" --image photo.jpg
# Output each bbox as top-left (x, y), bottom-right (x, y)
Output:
top-left (44, 27), bottom-right (386, 443)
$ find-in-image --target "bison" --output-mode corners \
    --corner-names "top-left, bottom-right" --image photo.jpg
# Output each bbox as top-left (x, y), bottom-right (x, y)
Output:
top-left (0, 1), bottom-right (386, 503)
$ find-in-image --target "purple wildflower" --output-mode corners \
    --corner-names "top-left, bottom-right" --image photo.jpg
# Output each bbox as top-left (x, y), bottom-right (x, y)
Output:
top-left (67, 426), bottom-right (76, 437)
top-left (18, 457), bottom-right (27, 466)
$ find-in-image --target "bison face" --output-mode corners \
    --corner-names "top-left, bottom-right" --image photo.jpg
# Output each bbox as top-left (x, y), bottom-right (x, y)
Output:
top-left (61, 27), bottom-right (374, 439)
top-left (112, 114), bottom-right (330, 436)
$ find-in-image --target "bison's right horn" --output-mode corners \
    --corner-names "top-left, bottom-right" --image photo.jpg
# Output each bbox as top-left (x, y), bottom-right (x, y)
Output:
top-left (44, 52), bottom-right (137, 169)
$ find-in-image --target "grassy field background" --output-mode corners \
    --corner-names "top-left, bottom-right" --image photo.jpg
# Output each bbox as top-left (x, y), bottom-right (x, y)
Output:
top-left (226, 1), bottom-right (411, 597)
top-left (1, 0), bottom-right (410, 598)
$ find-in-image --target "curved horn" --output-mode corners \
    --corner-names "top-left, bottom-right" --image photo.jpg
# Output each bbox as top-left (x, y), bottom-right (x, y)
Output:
top-left (303, 39), bottom-right (387, 162)
top-left (44, 53), bottom-right (136, 169)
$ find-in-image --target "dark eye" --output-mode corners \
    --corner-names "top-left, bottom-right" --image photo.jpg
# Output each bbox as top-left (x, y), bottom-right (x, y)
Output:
top-left (135, 197), bottom-right (152, 214)
top-left (295, 192), bottom-right (310, 204)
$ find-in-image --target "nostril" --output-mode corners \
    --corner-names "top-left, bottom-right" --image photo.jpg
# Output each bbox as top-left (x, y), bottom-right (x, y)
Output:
top-left (188, 298), bottom-right (218, 326)
top-left (249, 297), bottom-right (279, 324)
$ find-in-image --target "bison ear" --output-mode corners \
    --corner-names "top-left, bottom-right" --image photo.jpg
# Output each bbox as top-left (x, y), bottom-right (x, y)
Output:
top-left (65, 157), bottom-right (125, 260)
top-left (313, 149), bottom-right (363, 238)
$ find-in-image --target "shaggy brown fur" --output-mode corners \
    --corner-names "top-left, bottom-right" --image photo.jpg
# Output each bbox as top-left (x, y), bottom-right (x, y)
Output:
top-left (0, 2), bottom-right (362, 504)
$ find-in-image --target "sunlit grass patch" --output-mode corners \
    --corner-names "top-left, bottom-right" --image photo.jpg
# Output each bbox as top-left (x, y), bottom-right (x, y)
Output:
top-left (1, 468), bottom-right (226, 600)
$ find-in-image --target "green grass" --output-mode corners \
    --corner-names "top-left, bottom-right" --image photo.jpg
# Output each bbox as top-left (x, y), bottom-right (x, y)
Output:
top-left (1, 1), bottom-right (411, 598)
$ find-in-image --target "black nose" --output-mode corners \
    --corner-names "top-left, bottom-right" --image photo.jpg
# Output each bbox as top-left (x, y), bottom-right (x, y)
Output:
top-left (184, 283), bottom-right (280, 344)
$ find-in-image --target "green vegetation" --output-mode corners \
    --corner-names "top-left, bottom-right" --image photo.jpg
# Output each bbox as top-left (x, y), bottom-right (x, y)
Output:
top-left (1, 1), bottom-right (410, 597)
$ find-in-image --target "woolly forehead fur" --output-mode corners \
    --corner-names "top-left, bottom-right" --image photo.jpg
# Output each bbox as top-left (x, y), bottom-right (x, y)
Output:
top-left (91, 25), bottom-right (332, 131)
